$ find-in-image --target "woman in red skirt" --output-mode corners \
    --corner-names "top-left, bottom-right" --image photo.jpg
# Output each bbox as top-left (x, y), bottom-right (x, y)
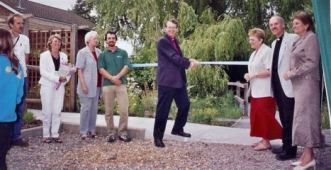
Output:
top-left (244, 28), bottom-right (283, 151)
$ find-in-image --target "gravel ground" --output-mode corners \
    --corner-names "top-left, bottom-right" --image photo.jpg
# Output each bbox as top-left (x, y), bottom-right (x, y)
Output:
top-left (7, 133), bottom-right (331, 170)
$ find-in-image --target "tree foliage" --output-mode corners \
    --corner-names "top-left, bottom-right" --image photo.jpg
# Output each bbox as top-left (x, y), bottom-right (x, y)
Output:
top-left (87, 0), bottom-right (312, 98)
top-left (180, 14), bottom-right (249, 97)
top-left (71, 0), bottom-right (96, 23)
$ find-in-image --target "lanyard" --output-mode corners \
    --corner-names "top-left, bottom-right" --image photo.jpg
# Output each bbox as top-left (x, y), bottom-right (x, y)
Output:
top-left (13, 35), bottom-right (20, 48)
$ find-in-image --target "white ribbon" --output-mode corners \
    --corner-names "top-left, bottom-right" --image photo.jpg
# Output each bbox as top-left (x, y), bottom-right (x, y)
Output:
top-left (129, 61), bottom-right (248, 68)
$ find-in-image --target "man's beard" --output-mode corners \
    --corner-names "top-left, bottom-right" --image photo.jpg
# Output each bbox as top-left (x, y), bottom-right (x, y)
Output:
top-left (108, 42), bottom-right (115, 47)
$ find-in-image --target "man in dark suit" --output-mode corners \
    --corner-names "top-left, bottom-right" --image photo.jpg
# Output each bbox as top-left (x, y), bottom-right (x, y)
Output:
top-left (269, 16), bottom-right (298, 160)
top-left (153, 19), bottom-right (198, 148)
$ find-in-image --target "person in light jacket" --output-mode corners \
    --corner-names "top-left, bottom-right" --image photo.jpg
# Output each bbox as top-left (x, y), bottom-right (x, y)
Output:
top-left (244, 28), bottom-right (282, 151)
top-left (39, 34), bottom-right (71, 143)
top-left (269, 15), bottom-right (298, 160)
top-left (76, 31), bottom-right (102, 139)
top-left (283, 11), bottom-right (322, 170)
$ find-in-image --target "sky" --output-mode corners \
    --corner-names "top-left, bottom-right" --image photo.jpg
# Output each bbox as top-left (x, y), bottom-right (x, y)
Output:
top-left (29, 0), bottom-right (76, 10)
top-left (29, 0), bottom-right (134, 55)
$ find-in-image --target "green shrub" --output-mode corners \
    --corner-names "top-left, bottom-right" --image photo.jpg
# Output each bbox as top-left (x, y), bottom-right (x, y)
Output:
top-left (98, 99), bottom-right (105, 114)
top-left (218, 91), bottom-right (242, 119)
top-left (129, 96), bottom-right (144, 117)
top-left (187, 91), bottom-right (241, 125)
top-left (141, 89), bottom-right (157, 117)
top-left (127, 77), bottom-right (144, 117)
top-left (321, 100), bottom-right (330, 129)
top-left (23, 111), bottom-right (35, 124)
top-left (169, 103), bottom-right (179, 120)
top-left (190, 107), bottom-right (219, 124)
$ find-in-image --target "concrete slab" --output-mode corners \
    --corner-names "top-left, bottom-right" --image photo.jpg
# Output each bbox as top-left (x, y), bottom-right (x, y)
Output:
top-left (29, 109), bottom-right (331, 147)
top-left (29, 109), bottom-right (278, 146)
top-left (21, 126), bottom-right (42, 138)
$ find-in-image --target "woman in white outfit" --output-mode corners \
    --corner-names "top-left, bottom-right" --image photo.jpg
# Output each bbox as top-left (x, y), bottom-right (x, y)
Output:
top-left (76, 31), bottom-right (102, 139)
top-left (244, 28), bottom-right (282, 151)
top-left (39, 34), bottom-right (70, 143)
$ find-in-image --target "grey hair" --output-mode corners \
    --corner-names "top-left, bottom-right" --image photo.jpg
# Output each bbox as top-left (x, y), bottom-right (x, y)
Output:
top-left (84, 31), bottom-right (98, 45)
top-left (270, 15), bottom-right (285, 26)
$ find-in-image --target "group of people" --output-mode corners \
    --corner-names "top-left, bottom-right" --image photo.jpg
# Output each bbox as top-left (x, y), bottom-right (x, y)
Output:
top-left (0, 14), bottom-right (200, 168)
top-left (41, 31), bottom-right (132, 144)
top-left (0, 10), bottom-right (324, 170)
top-left (38, 18), bottom-right (199, 148)
top-left (245, 11), bottom-right (323, 170)
top-left (0, 14), bottom-right (133, 169)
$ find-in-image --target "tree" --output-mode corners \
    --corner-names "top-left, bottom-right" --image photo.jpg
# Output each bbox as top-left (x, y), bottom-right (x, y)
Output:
top-left (71, 0), bottom-right (96, 23)
top-left (87, 0), bottom-right (312, 97)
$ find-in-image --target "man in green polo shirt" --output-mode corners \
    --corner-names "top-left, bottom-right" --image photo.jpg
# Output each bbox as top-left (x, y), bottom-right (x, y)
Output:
top-left (98, 31), bottom-right (131, 143)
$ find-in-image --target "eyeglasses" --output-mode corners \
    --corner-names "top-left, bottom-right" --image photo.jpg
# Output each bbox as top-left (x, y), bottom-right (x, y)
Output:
top-left (166, 26), bottom-right (177, 29)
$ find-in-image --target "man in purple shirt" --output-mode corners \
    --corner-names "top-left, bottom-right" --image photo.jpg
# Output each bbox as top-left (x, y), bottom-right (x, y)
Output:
top-left (153, 19), bottom-right (198, 148)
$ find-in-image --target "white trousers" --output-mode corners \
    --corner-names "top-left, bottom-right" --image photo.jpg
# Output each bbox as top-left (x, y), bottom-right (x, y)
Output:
top-left (40, 85), bottom-right (65, 138)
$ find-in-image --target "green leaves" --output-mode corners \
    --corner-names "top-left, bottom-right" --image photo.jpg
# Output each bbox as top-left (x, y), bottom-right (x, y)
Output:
top-left (187, 66), bottom-right (228, 97)
top-left (178, 1), bottom-right (198, 38)
top-left (215, 16), bottom-right (250, 61)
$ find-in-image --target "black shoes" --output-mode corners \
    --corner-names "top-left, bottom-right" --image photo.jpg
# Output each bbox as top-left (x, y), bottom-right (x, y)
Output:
top-left (271, 146), bottom-right (283, 154)
top-left (154, 138), bottom-right (165, 148)
top-left (119, 135), bottom-right (131, 142)
top-left (107, 134), bottom-right (131, 143)
top-left (107, 135), bottom-right (117, 143)
top-left (171, 131), bottom-right (191, 138)
top-left (275, 151), bottom-right (296, 161)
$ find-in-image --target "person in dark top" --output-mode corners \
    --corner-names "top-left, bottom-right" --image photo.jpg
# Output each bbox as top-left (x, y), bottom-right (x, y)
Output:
top-left (153, 19), bottom-right (199, 148)
top-left (269, 16), bottom-right (298, 160)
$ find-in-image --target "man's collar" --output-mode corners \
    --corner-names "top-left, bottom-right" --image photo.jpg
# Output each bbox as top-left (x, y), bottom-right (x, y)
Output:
top-left (107, 46), bottom-right (118, 53)
top-left (277, 34), bottom-right (284, 41)
top-left (165, 34), bottom-right (176, 41)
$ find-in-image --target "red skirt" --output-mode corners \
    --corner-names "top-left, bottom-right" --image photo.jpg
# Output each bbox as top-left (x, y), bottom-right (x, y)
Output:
top-left (250, 97), bottom-right (282, 140)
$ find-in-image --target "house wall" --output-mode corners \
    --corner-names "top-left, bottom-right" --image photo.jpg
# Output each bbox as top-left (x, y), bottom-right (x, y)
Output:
top-left (29, 17), bottom-right (72, 31)
top-left (0, 6), bottom-right (12, 29)
top-left (0, 5), bottom-right (80, 112)
top-left (0, 5), bottom-right (12, 16)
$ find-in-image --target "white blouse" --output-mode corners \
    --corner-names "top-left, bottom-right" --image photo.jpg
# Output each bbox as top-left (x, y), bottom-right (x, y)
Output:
top-left (248, 44), bottom-right (273, 98)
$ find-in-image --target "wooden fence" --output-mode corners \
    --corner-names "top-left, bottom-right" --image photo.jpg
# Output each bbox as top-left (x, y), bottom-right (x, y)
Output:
top-left (26, 28), bottom-right (78, 111)
top-left (228, 81), bottom-right (249, 116)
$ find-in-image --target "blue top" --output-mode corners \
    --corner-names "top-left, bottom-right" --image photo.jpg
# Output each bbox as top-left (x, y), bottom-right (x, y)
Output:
top-left (0, 54), bottom-right (24, 122)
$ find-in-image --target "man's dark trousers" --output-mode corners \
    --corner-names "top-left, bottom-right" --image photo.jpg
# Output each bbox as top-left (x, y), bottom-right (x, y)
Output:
top-left (12, 77), bottom-right (27, 141)
top-left (272, 73), bottom-right (297, 154)
top-left (153, 85), bottom-right (190, 140)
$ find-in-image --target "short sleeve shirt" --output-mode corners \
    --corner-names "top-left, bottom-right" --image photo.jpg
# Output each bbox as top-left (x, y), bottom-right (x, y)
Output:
top-left (13, 34), bottom-right (30, 77)
top-left (98, 47), bottom-right (129, 86)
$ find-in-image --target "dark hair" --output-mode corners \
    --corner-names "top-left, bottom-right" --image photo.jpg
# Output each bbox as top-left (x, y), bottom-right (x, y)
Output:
top-left (7, 14), bottom-right (23, 28)
top-left (165, 19), bottom-right (178, 28)
top-left (292, 11), bottom-right (314, 31)
top-left (0, 28), bottom-right (19, 74)
top-left (104, 31), bottom-right (117, 40)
